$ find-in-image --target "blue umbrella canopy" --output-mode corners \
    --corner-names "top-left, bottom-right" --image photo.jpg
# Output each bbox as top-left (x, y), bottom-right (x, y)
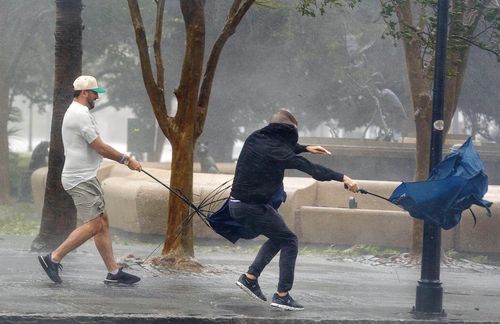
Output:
top-left (389, 137), bottom-right (492, 230)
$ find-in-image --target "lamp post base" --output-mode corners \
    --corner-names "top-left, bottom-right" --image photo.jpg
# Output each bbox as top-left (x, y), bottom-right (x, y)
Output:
top-left (412, 280), bottom-right (446, 318)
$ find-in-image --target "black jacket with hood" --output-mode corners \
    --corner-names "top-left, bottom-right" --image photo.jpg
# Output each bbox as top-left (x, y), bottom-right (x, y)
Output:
top-left (230, 122), bottom-right (344, 204)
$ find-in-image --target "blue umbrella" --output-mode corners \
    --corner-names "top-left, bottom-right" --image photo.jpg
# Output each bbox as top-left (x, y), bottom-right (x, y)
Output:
top-left (387, 137), bottom-right (492, 230)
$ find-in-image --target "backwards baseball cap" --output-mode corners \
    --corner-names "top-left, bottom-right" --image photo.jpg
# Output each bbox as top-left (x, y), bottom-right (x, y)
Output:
top-left (73, 75), bottom-right (106, 93)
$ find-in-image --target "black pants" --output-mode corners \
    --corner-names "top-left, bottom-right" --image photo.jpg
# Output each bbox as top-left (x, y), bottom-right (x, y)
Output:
top-left (228, 200), bottom-right (298, 292)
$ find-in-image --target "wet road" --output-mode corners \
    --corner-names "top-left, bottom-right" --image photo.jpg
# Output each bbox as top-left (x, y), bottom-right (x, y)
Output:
top-left (1, 234), bottom-right (499, 323)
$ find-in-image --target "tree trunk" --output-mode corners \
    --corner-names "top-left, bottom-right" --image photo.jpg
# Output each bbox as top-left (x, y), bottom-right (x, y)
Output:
top-left (411, 91), bottom-right (432, 255)
top-left (162, 131), bottom-right (195, 257)
top-left (396, 0), bottom-right (482, 257)
top-left (396, 1), bottom-right (429, 256)
top-left (0, 87), bottom-right (10, 203)
top-left (31, 0), bottom-right (81, 252)
top-left (160, 0), bottom-right (205, 257)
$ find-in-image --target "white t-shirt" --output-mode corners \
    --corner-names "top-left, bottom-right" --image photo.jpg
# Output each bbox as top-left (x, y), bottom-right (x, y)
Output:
top-left (61, 101), bottom-right (102, 190)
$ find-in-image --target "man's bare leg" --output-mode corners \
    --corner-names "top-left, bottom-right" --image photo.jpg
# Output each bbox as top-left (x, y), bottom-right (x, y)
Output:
top-left (51, 216), bottom-right (103, 262)
top-left (93, 212), bottom-right (119, 272)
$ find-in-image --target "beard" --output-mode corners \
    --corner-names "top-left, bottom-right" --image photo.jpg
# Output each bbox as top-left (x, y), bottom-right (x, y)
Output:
top-left (87, 97), bottom-right (95, 109)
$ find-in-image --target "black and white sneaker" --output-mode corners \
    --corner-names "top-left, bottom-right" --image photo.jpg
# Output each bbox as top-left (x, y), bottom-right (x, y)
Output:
top-left (38, 254), bottom-right (62, 284)
top-left (104, 268), bottom-right (140, 285)
top-left (235, 273), bottom-right (267, 302)
top-left (271, 293), bottom-right (304, 311)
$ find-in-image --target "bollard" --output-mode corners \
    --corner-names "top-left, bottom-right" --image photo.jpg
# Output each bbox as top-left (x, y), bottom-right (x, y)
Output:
top-left (348, 197), bottom-right (357, 209)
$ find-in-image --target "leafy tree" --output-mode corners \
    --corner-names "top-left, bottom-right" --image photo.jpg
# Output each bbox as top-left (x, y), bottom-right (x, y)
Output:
top-left (128, 0), bottom-right (255, 265)
top-left (298, 0), bottom-right (500, 256)
top-left (0, 1), bottom-right (54, 203)
top-left (31, 0), bottom-right (82, 251)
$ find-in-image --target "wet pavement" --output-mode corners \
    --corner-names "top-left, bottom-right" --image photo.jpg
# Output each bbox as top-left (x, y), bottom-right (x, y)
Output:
top-left (1, 234), bottom-right (500, 323)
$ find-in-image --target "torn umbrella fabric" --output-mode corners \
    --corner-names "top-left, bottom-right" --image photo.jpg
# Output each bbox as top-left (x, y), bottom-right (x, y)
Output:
top-left (388, 137), bottom-right (492, 230)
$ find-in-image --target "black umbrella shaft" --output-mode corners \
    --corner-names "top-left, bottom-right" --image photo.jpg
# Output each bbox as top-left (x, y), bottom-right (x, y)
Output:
top-left (358, 189), bottom-right (392, 203)
top-left (141, 169), bottom-right (198, 211)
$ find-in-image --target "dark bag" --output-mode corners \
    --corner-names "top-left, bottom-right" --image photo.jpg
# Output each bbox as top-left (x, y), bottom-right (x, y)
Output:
top-left (207, 186), bottom-right (287, 243)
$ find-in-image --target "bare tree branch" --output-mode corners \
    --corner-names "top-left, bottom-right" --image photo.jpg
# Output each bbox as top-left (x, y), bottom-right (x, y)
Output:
top-left (127, 0), bottom-right (172, 137)
top-left (454, 34), bottom-right (500, 56)
top-left (196, 0), bottom-right (255, 136)
top-left (154, 0), bottom-right (165, 91)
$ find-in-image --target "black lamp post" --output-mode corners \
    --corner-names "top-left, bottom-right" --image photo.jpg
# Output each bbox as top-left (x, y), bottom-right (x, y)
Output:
top-left (413, 0), bottom-right (449, 318)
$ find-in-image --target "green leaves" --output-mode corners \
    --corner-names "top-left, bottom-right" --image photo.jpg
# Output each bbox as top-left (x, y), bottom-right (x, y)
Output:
top-left (297, 0), bottom-right (362, 17)
top-left (298, 0), bottom-right (500, 61)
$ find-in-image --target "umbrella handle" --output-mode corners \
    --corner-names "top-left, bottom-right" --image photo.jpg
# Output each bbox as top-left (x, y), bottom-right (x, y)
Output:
top-left (343, 183), bottom-right (366, 194)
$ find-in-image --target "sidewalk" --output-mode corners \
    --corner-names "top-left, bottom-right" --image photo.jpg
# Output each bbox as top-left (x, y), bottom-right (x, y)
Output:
top-left (1, 233), bottom-right (500, 323)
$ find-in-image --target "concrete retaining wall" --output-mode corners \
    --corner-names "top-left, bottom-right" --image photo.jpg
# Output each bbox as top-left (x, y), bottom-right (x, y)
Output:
top-left (31, 162), bottom-right (499, 253)
top-left (296, 207), bottom-right (412, 247)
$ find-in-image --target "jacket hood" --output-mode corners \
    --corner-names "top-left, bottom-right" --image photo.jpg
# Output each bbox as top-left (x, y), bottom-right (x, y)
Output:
top-left (262, 123), bottom-right (298, 147)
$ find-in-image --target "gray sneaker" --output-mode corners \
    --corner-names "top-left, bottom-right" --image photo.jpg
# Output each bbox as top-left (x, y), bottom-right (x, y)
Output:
top-left (235, 273), bottom-right (267, 302)
top-left (271, 293), bottom-right (304, 311)
top-left (38, 254), bottom-right (62, 284)
top-left (104, 268), bottom-right (140, 285)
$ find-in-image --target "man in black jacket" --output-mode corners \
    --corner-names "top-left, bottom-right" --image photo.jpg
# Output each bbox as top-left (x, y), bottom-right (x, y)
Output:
top-left (232, 109), bottom-right (358, 310)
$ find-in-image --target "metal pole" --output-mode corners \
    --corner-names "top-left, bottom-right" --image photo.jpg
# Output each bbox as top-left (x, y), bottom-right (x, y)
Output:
top-left (414, 0), bottom-right (448, 317)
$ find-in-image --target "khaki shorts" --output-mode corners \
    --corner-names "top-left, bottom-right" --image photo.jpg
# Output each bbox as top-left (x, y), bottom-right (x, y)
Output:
top-left (66, 177), bottom-right (105, 224)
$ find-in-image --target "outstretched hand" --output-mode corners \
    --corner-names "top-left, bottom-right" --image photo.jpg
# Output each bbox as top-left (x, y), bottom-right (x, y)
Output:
top-left (306, 145), bottom-right (331, 155)
top-left (343, 175), bottom-right (359, 193)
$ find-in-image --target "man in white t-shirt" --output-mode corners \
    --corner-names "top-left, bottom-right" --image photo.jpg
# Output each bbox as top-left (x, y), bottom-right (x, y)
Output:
top-left (38, 76), bottom-right (142, 285)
